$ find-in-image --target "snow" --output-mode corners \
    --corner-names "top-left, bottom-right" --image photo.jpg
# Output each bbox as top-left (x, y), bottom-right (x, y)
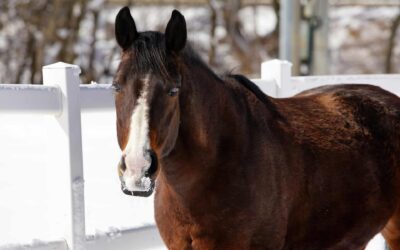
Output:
top-left (0, 112), bottom-right (158, 248)
top-left (88, 0), bottom-right (105, 11)
top-left (239, 6), bottom-right (277, 37)
top-left (72, 177), bottom-right (86, 250)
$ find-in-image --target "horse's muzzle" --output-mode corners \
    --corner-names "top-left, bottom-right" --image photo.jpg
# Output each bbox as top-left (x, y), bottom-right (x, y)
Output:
top-left (121, 180), bottom-right (155, 197)
top-left (118, 150), bottom-right (158, 197)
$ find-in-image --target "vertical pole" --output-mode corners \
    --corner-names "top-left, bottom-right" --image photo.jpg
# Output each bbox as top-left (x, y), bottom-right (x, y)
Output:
top-left (43, 62), bottom-right (86, 250)
top-left (313, 0), bottom-right (330, 74)
top-left (279, 0), bottom-right (300, 75)
top-left (261, 59), bottom-right (293, 98)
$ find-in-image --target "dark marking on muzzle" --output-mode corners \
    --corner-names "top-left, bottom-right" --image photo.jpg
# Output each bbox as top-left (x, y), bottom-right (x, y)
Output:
top-left (144, 150), bottom-right (158, 178)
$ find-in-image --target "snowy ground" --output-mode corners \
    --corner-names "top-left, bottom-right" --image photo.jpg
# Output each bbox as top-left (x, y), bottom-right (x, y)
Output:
top-left (0, 112), bottom-right (163, 249)
top-left (0, 111), bottom-right (387, 249)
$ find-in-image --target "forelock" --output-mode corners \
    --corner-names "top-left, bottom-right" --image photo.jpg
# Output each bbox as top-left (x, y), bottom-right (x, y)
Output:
top-left (131, 32), bottom-right (169, 78)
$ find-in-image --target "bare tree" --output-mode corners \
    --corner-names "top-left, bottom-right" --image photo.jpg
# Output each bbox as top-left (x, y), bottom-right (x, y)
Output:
top-left (0, 0), bottom-right (281, 84)
top-left (220, 0), bottom-right (279, 75)
top-left (385, 9), bottom-right (400, 73)
top-left (0, 0), bottom-right (91, 84)
top-left (57, 0), bottom-right (88, 63)
top-left (208, 0), bottom-right (218, 67)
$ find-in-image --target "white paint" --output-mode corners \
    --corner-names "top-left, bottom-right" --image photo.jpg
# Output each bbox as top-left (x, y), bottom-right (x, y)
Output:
top-left (0, 84), bottom-right (61, 114)
top-left (42, 62), bottom-right (85, 250)
top-left (261, 59), bottom-right (292, 97)
top-left (0, 83), bottom-right (115, 114)
top-left (122, 75), bottom-right (152, 192)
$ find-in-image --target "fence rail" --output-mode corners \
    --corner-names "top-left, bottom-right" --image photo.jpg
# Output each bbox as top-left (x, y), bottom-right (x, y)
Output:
top-left (0, 60), bottom-right (393, 250)
top-left (0, 84), bottom-right (61, 114)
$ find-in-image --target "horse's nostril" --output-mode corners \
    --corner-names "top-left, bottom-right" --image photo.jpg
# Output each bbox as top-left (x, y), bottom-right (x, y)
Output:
top-left (144, 150), bottom-right (158, 178)
top-left (119, 156), bottom-right (127, 172)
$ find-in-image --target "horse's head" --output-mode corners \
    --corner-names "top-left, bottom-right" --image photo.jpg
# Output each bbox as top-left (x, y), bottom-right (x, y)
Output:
top-left (113, 7), bottom-right (187, 197)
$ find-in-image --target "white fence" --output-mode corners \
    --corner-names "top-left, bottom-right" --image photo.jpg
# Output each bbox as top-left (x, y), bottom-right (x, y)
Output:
top-left (1, 60), bottom-right (398, 250)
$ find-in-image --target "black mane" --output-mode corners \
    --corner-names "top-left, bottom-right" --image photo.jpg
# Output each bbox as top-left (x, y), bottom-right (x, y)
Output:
top-left (228, 74), bottom-right (284, 120)
top-left (229, 74), bottom-right (268, 103)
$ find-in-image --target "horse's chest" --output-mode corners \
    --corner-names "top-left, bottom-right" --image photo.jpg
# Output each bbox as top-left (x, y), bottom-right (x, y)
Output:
top-left (155, 209), bottom-right (249, 250)
top-left (158, 223), bottom-right (248, 250)
top-left (155, 213), bottom-right (214, 249)
top-left (154, 186), bottom-right (286, 249)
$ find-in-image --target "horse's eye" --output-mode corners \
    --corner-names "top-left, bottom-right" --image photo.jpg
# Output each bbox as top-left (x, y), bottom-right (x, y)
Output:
top-left (112, 82), bottom-right (122, 92)
top-left (168, 87), bottom-right (180, 97)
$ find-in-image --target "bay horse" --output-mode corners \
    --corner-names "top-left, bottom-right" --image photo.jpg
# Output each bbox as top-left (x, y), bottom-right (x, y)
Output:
top-left (113, 7), bottom-right (400, 250)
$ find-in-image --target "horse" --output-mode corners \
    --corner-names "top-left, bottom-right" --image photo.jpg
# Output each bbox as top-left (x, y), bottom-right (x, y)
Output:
top-left (112, 7), bottom-right (400, 250)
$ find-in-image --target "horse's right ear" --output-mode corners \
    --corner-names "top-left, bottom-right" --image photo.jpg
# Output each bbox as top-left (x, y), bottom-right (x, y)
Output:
top-left (115, 6), bottom-right (138, 50)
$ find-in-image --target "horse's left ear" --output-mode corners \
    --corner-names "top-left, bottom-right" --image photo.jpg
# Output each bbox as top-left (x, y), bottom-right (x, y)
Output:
top-left (165, 10), bottom-right (187, 53)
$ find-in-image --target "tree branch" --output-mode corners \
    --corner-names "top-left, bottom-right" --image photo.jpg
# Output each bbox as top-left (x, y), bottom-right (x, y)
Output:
top-left (385, 10), bottom-right (400, 73)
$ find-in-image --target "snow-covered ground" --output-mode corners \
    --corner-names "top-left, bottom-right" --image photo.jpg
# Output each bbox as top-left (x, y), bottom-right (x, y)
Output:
top-left (0, 110), bottom-right (387, 249)
top-left (0, 112), bottom-right (164, 249)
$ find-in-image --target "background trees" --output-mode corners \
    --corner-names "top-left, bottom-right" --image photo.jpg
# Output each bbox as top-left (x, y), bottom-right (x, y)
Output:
top-left (0, 0), bottom-right (399, 84)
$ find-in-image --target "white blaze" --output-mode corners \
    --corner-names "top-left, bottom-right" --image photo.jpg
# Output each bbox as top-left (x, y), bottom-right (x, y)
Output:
top-left (123, 75), bottom-right (152, 192)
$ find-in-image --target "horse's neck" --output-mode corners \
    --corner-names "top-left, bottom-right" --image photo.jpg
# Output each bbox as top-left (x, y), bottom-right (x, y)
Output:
top-left (159, 62), bottom-right (250, 204)
top-left (180, 62), bottom-right (236, 151)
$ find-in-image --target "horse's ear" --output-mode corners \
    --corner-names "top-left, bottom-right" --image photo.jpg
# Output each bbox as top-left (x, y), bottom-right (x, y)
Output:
top-left (115, 6), bottom-right (138, 50)
top-left (165, 10), bottom-right (187, 53)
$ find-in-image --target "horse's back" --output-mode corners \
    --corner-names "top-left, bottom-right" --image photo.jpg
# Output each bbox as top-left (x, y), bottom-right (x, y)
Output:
top-left (282, 84), bottom-right (400, 149)
top-left (272, 84), bottom-right (400, 249)
top-left (295, 84), bottom-right (400, 152)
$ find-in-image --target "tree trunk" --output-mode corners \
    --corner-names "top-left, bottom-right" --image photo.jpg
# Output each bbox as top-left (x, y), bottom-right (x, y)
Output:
top-left (208, 0), bottom-right (217, 67)
top-left (385, 11), bottom-right (400, 73)
top-left (57, 0), bottom-right (87, 63)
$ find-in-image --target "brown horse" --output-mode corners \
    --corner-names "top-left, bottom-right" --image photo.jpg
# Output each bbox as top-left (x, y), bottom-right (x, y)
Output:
top-left (113, 7), bottom-right (400, 250)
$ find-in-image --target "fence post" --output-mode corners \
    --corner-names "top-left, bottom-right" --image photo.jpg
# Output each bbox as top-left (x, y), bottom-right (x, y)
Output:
top-left (261, 59), bottom-right (293, 98)
top-left (43, 62), bottom-right (86, 250)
